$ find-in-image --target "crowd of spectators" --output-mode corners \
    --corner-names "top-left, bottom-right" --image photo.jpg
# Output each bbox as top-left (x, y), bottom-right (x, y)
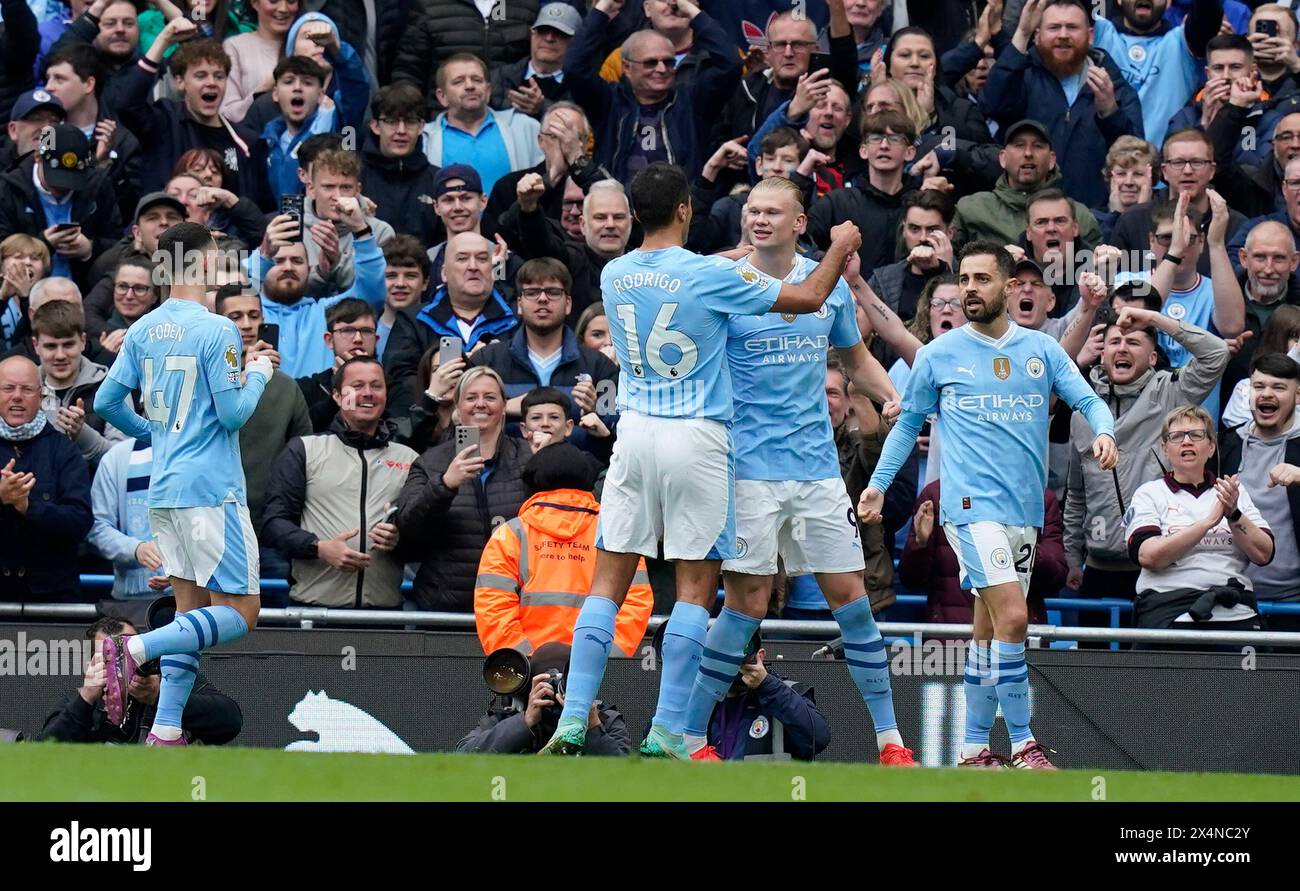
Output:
top-left (1, 0), bottom-right (1299, 642)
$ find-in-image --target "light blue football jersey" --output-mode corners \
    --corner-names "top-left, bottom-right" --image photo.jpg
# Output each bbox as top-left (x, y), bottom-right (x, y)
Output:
top-left (727, 254), bottom-right (861, 481)
top-left (901, 322), bottom-right (1113, 527)
top-left (602, 246), bottom-right (782, 421)
top-left (105, 298), bottom-right (249, 509)
top-left (1093, 18), bottom-right (1200, 146)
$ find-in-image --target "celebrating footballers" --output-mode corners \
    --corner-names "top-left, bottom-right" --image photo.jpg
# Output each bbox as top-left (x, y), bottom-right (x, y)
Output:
top-left (678, 176), bottom-right (915, 765)
top-left (541, 163), bottom-right (862, 757)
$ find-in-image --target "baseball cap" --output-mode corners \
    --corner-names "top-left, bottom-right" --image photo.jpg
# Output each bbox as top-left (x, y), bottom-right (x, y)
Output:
top-left (432, 163), bottom-right (484, 198)
top-left (533, 2), bottom-right (581, 36)
top-left (1002, 119), bottom-right (1052, 147)
top-left (134, 191), bottom-right (188, 222)
top-left (36, 124), bottom-right (93, 191)
top-left (1014, 256), bottom-right (1045, 280)
top-left (9, 88), bottom-right (64, 124)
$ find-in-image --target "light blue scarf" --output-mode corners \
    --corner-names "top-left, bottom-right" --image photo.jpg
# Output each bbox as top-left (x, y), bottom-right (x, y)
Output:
top-left (0, 411), bottom-right (47, 442)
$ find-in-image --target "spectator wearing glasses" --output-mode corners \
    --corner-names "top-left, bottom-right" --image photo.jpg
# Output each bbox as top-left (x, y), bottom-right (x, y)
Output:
top-left (1108, 130), bottom-right (1246, 279)
top-left (1126, 405), bottom-right (1273, 638)
top-left (717, 5), bottom-right (858, 150)
top-left (98, 256), bottom-right (159, 358)
top-left (490, 3), bottom-right (581, 120)
top-left (1142, 190), bottom-right (1246, 421)
top-left (296, 297), bottom-right (378, 433)
top-left (467, 258), bottom-right (618, 433)
top-left (564, 0), bottom-right (740, 184)
top-left (360, 83), bottom-right (444, 248)
top-left (807, 111), bottom-right (921, 281)
top-left (1226, 155), bottom-right (1300, 293)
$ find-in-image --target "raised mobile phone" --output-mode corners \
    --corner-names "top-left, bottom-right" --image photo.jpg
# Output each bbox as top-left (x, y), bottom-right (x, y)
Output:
top-left (1257, 20), bottom-right (1280, 38)
top-left (279, 193), bottom-right (305, 242)
top-left (257, 323), bottom-right (280, 350)
top-left (439, 336), bottom-right (464, 366)
top-left (455, 425), bottom-right (480, 453)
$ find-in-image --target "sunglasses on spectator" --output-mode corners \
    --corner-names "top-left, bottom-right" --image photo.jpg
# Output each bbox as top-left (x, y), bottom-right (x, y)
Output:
top-left (520, 287), bottom-right (567, 300)
top-left (331, 325), bottom-right (377, 339)
top-left (626, 56), bottom-right (676, 70)
top-left (865, 133), bottom-right (909, 146)
top-left (1162, 429), bottom-right (1209, 443)
top-left (1152, 232), bottom-right (1203, 246)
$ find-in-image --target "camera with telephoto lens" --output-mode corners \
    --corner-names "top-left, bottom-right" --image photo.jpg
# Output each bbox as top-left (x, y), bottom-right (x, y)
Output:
top-left (483, 647), bottom-right (567, 720)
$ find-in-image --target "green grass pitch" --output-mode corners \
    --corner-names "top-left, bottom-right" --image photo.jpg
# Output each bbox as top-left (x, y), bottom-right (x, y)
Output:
top-left (4, 744), bottom-right (1299, 802)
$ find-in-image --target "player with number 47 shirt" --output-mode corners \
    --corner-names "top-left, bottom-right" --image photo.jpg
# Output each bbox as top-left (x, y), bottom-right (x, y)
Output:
top-left (94, 222), bottom-right (273, 747)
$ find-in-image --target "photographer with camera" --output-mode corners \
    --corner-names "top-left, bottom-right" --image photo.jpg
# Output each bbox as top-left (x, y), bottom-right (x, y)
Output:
top-left (666, 626), bottom-right (830, 762)
top-left (457, 641), bottom-right (630, 755)
top-left (39, 614), bottom-right (242, 745)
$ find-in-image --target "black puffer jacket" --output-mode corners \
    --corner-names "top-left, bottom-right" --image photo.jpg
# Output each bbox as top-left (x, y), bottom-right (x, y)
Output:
top-left (305, 0), bottom-right (412, 85)
top-left (359, 131), bottom-right (444, 245)
top-left (396, 431), bottom-right (529, 612)
top-left (0, 0), bottom-right (38, 123)
top-left (391, 0), bottom-right (540, 109)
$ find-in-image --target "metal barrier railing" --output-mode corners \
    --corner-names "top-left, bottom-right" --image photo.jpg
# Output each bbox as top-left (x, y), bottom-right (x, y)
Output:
top-left (5, 592), bottom-right (1300, 647)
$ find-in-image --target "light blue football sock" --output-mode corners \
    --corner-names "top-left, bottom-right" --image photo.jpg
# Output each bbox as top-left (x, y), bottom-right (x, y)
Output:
top-left (992, 639), bottom-right (1032, 745)
top-left (651, 601), bottom-right (710, 734)
top-left (834, 596), bottom-right (899, 740)
top-left (135, 605), bottom-right (249, 663)
top-left (152, 653), bottom-right (199, 731)
top-left (963, 642), bottom-right (998, 750)
top-left (558, 596), bottom-right (618, 725)
top-left (682, 607), bottom-right (760, 738)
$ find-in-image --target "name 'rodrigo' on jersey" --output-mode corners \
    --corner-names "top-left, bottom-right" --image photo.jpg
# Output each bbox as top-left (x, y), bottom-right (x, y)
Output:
top-left (902, 322), bottom-right (1113, 528)
top-left (602, 246), bottom-right (782, 421)
top-left (727, 254), bottom-right (861, 481)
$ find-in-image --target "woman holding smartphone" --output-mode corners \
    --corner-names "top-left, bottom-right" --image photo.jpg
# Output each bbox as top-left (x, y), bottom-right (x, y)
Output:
top-left (395, 367), bottom-right (530, 613)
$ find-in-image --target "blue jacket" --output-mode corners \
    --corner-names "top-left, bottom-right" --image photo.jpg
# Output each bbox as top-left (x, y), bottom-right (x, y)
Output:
top-left (415, 285), bottom-right (518, 349)
top-left (244, 234), bottom-right (388, 378)
top-left (86, 438), bottom-right (155, 599)
top-left (562, 7), bottom-right (740, 183)
top-left (262, 109), bottom-right (337, 203)
top-left (0, 421), bottom-right (92, 601)
top-left (980, 42), bottom-right (1145, 209)
top-left (707, 673), bottom-right (831, 761)
top-left (284, 12), bottom-right (371, 136)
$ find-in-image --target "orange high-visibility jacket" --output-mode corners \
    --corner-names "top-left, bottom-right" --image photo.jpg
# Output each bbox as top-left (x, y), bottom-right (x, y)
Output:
top-left (475, 489), bottom-right (654, 657)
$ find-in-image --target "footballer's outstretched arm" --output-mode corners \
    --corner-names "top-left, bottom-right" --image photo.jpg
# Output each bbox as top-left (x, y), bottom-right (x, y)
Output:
top-left (858, 409), bottom-right (925, 523)
top-left (93, 378), bottom-right (152, 442)
top-left (770, 221), bottom-right (862, 314)
top-left (844, 272), bottom-right (923, 366)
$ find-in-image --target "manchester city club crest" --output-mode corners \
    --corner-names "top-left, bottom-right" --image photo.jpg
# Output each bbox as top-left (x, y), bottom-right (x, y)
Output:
top-left (1167, 303), bottom-right (1186, 320)
top-left (749, 716), bottom-right (770, 739)
top-left (1026, 357), bottom-right (1045, 378)
top-left (735, 537), bottom-right (749, 558)
top-left (991, 548), bottom-right (1012, 569)
top-left (1129, 44), bottom-right (1146, 63)
top-left (993, 357), bottom-right (1011, 380)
